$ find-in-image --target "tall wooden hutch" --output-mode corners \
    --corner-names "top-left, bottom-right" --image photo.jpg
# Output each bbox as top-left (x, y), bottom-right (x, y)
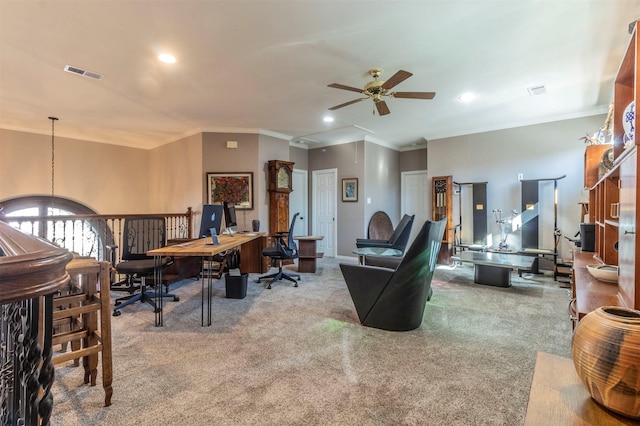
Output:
top-left (432, 175), bottom-right (454, 263)
top-left (572, 20), bottom-right (640, 324)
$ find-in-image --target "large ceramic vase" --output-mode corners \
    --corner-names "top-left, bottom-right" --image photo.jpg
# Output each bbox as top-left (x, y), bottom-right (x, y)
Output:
top-left (571, 306), bottom-right (640, 419)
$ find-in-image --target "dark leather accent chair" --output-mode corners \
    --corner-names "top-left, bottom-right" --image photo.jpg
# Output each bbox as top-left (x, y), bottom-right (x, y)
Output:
top-left (367, 211), bottom-right (393, 240)
top-left (355, 214), bottom-right (415, 254)
top-left (112, 217), bottom-right (179, 316)
top-left (340, 218), bottom-right (447, 331)
top-left (256, 213), bottom-right (300, 289)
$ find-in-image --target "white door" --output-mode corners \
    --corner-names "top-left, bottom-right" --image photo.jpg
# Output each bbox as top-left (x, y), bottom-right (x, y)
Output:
top-left (312, 168), bottom-right (337, 257)
top-left (290, 169), bottom-right (308, 236)
top-left (401, 170), bottom-right (429, 246)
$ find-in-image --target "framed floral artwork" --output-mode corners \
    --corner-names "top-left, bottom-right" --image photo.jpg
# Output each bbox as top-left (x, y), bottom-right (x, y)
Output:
top-left (206, 172), bottom-right (253, 209)
top-left (342, 178), bottom-right (358, 202)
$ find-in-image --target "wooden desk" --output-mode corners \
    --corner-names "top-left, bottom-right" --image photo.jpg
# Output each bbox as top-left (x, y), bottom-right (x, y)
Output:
top-left (147, 232), bottom-right (265, 326)
top-left (294, 236), bottom-right (324, 273)
top-left (525, 352), bottom-right (639, 425)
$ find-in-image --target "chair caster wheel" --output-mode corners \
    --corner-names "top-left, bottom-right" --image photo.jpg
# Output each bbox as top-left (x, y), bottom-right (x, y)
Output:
top-left (173, 296), bottom-right (180, 302)
top-left (294, 283), bottom-right (298, 287)
top-left (254, 279), bottom-right (261, 283)
top-left (266, 284), bottom-right (271, 289)
top-left (114, 301), bottom-right (121, 306)
top-left (113, 310), bottom-right (121, 317)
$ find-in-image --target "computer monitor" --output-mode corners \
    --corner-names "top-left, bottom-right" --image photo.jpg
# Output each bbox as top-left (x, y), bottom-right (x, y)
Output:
top-left (198, 204), bottom-right (224, 238)
top-left (223, 202), bottom-right (238, 234)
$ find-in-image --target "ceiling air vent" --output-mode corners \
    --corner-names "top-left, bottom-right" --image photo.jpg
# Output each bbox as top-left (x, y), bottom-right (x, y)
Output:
top-left (527, 85), bottom-right (546, 96)
top-left (64, 65), bottom-right (103, 80)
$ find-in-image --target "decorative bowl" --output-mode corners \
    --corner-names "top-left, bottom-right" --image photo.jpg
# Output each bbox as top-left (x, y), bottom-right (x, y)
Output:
top-left (586, 264), bottom-right (618, 283)
top-left (623, 100), bottom-right (635, 142)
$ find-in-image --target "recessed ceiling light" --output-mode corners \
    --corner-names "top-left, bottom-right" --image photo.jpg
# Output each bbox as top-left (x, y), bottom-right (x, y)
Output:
top-left (458, 92), bottom-right (476, 102)
top-left (323, 116), bottom-right (334, 123)
top-left (158, 53), bottom-right (176, 64)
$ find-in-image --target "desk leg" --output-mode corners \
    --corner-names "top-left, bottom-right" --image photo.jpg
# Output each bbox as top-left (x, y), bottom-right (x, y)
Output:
top-left (154, 255), bottom-right (163, 326)
top-left (208, 255), bottom-right (213, 326)
top-left (201, 255), bottom-right (213, 327)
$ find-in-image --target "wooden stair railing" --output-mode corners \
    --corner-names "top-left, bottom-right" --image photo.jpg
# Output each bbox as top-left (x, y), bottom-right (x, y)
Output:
top-left (0, 221), bottom-right (74, 426)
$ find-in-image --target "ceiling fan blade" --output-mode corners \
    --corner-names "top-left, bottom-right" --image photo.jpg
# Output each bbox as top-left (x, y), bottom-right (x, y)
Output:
top-left (328, 98), bottom-right (366, 110)
top-left (392, 91), bottom-right (436, 99)
top-left (376, 100), bottom-right (390, 116)
top-left (328, 83), bottom-right (364, 94)
top-left (381, 70), bottom-right (413, 90)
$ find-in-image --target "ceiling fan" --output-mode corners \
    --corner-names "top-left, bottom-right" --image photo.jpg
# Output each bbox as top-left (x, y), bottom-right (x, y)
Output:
top-left (327, 68), bottom-right (435, 116)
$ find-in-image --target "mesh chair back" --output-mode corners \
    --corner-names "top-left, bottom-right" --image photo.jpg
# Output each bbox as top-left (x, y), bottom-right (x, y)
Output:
top-left (121, 217), bottom-right (166, 261)
top-left (283, 213), bottom-right (299, 258)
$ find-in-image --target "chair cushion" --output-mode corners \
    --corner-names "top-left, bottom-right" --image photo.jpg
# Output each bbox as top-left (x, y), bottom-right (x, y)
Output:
top-left (116, 258), bottom-right (170, 275)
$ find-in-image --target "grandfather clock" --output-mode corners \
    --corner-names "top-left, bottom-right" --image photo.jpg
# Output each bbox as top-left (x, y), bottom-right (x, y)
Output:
top-left (268, 160), bottom-right (294, 235)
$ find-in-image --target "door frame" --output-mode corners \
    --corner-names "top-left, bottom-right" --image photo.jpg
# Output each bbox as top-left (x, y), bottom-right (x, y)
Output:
top-left (312, 168), bottom-right (338, 258)
top-left (290, 168), bottom-right (308, 236)
top-left (401, 170), bottom-right (429, 246)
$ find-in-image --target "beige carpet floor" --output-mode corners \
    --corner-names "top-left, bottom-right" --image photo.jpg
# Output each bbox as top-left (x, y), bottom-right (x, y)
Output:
top-left (50, 257), bottom-right (573, 425)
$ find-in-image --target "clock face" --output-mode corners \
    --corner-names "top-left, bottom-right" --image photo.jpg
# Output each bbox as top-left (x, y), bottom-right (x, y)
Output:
top-left (277, 167), bottom-right (290, 188)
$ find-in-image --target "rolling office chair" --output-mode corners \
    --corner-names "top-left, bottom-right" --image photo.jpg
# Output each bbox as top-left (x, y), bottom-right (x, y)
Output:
top-left (256, 213), bottom-right (300, 289)
top-left (112, 216), bottom-right (179, 316)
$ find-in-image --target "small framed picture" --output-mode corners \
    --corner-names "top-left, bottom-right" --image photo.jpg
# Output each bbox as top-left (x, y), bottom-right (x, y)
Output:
top-left (342, 178), bottom-right (358, 202)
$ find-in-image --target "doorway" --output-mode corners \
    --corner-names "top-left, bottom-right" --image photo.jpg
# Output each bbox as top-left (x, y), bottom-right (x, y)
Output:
top-left (312, 168), bottom-right (337, 257)
top-left (290, 169), bottom-right (308, 237)
top-left (401, 170), bottom-right (429, 246)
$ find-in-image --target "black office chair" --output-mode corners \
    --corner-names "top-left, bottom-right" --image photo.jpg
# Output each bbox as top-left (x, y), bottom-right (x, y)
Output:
top-left (256, 213), bottom-right (300, 289)
top-left (356, 214), bottom-right (415, 254)
top-left (112, 216), bottom-right (179, 316)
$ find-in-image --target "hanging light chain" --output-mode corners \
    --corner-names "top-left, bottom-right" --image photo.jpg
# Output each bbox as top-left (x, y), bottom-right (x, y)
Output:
top-left (48, 117), bottom-right (58, 207)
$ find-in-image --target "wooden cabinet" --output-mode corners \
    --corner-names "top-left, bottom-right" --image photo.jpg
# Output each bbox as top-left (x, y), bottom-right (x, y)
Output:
top-left (574, 19), bottom-right (640, 321)
top-left (591, 168), bottom-right (619, 265)
top-left (584, 144), bottom-right (611, 188)
top-left (268, 160), bottom-right (294, 235)
top-left (432, 175), bottom-right (453, 262)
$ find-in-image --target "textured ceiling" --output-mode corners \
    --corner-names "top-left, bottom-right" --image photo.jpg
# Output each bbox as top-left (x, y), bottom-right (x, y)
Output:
top-left (1, 1), bottom-right (638, 150)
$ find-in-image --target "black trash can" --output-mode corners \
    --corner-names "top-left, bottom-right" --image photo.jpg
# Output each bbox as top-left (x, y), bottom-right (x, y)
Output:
top-left (580, 223), bottom-right (595, 252)
top-left (225, 272), bottom-right (248, 299)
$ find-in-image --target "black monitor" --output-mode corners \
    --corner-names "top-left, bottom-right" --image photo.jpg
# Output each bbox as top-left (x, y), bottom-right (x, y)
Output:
top-left (223, 202), bottom-right (238, 233)
top-left (198, 204), bottom-right (224, 238)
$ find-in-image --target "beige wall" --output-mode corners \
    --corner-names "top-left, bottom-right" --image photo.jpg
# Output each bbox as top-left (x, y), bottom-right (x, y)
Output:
top-left (427, 114), bottom-right (606, 258)
top-left (399, 147), bottom-right (427, 172)
top-left (365, 142), bottom-right (401, 228)
top-left (150, 132), bottom-right (203, 214)
top-left (0, 129), bottom-right (150, 213)
top-left (289, 145), bottom-right (308, 170)
top-left (308, 141), bottom-right (366, 256)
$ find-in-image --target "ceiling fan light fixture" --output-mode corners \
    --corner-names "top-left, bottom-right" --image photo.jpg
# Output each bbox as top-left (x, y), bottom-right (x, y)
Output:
top-left (328, 68), bottom-right (435, 115)
top-left (323, 116), bottom-right (334, 123)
